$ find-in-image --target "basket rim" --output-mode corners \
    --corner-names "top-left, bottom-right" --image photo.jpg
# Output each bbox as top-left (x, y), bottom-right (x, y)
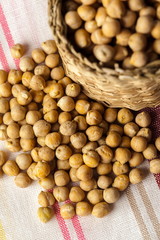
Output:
top-left (48, 0), bottom-right (160, 111)
top-left (48, 0), bottom-right (160, 77)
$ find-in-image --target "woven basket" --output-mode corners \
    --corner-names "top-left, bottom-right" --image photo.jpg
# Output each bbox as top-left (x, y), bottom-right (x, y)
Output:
top-left (48, 0), bottom-right (160, 111)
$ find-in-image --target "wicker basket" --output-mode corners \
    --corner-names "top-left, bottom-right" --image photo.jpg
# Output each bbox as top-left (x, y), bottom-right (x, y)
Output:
top-left (48, 0), bottom-right (160, 111)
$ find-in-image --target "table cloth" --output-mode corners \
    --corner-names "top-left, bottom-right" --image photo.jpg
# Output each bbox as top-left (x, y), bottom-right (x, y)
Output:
top-left (0, 1), bottom-right (160, 240)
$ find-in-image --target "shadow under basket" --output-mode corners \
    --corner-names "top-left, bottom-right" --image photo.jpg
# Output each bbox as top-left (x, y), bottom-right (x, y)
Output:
top-left (48, 0), bottom-right (160, 111)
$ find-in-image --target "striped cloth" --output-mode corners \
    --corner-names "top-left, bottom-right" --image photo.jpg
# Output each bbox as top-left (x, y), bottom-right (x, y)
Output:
top-left (0, 1), bottom-right (160, 240)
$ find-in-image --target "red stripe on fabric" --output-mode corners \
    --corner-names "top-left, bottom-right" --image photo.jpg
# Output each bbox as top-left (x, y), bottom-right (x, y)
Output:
top-left (65, 200), bottom-right (86, 240)
top-left (0, 43), bottom-right (9, 71)
top-left (154, 174), bottom-right (160, 188)
top-left (52, 202), bottom-right (72, 240)
top-left (0, 4), bottom-right (19, 68)
top-left (71, 215), bottom-right (86, 240)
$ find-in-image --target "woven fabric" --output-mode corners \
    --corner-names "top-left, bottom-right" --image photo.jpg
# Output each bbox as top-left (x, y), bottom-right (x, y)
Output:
top-left (0, 1), bottom-right (160, 240)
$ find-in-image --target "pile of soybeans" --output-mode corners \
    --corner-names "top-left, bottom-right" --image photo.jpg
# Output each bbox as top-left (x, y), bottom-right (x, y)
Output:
top-left (0, 40), bottom-right (160, 223)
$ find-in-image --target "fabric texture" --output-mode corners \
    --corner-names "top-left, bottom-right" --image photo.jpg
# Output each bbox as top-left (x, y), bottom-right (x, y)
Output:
top-left (0, 1), bottom-right (160, 240)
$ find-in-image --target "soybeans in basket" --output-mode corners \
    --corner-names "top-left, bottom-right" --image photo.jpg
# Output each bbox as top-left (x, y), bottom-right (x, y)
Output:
top-left (64, 0), bottom-right (160, 68)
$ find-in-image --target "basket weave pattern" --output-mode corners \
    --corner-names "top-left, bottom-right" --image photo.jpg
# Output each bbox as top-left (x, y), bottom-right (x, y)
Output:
top-left (48, 0), bottom-right (160, 110)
